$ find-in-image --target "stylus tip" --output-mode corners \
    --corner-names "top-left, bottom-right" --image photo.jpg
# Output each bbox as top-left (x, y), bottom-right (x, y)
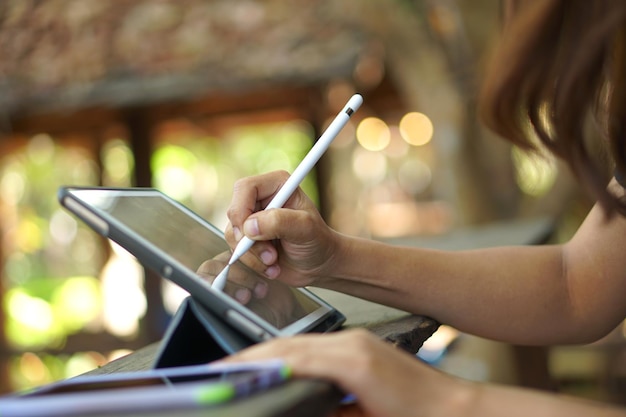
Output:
top-left (212, 265), bottom-right (229, 291)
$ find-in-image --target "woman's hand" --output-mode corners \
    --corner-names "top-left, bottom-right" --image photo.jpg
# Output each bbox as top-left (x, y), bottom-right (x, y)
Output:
top-left (196, 252), bottom-right (269, 304)
top-left (197, 253), bottom-right (305, 328)
top-left (221, 329), bottom-right (472, 417)
top-left (225, 170), bottom-right (343, 287)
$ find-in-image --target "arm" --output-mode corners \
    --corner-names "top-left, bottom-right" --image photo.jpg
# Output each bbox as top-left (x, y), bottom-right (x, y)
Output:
top-left (325, 202), bottom-right (626, 344)
top-left (227, 172), bottom-right (626, 345)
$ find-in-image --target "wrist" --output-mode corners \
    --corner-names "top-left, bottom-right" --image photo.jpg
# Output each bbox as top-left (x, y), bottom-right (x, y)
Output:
top-left (314, 229), bottom-right (351, 287)
top-left (316, 233), bottom-right (388, 289)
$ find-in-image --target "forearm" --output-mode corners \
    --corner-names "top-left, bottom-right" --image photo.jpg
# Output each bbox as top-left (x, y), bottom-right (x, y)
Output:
top-left (320, 233), bottom-right (579, 344)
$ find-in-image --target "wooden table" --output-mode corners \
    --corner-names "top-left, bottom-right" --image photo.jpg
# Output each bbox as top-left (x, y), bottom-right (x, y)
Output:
top-left (74, 289), bottom-right (438, 417)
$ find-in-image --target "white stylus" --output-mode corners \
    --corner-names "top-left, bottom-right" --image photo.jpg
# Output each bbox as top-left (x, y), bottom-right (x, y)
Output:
top-left (212, 94), bottom-right (363, 291)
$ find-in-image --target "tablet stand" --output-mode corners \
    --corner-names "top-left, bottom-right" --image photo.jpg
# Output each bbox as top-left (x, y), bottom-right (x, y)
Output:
top-left (153, 296), bottom-right (256, 368)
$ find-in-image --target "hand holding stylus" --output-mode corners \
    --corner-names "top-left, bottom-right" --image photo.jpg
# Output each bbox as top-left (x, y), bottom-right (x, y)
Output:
top-left (212, 94), bottom-right (363, 291)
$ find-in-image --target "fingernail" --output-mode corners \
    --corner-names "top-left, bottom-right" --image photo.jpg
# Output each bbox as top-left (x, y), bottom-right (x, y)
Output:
top-left (253, 281), bottom-right (268, 298)
top-left (233, 227), bottom-right (243, 242)
top-left (235, 288), bottom-right (251, 303)
top-left (260, 251), bottom-right (273, 265)
top-left (243, 218), bottom-right (259, 237)
top-left (265, 265), bottom-right (280, 279)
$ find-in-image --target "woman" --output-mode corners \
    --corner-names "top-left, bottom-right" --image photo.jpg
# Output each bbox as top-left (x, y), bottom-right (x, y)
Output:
top-left (221, 1), bottom-right (626, 415)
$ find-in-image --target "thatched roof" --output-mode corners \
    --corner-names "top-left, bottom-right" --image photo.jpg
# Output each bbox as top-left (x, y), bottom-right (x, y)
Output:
top-left (0, 0), bottom-right (369, 116)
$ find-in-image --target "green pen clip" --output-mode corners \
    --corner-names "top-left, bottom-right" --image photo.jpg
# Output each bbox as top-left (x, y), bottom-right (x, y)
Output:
top-left (195, 382), bottom-right (236, 405)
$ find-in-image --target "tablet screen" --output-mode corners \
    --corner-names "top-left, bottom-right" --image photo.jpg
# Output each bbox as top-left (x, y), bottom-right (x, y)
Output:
top-left (65, 189), bottom-right (326, 332)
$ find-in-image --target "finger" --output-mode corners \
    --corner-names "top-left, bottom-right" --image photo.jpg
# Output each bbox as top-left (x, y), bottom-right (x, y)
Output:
top-left (236, 241), bottom-right (281, 279)
top-left (224, 222), bottom-right (238, 247)
top-left (196, 259), bottom-right (269, 302)
top-left (221, 330), bottom-right (422, 417)
top-left (224, 264), bottom-right (270, 301)
top-left (224, 223), bottom-right (281, 279)
top-left (227, 171), bottom-right (292, 230)
top-left (223, 331), bottom-right (376, 387)
top-left (196, 254), bottom-right (256, 287)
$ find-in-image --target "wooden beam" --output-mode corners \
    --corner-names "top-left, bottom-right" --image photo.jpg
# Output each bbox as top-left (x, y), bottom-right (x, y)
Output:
top-left (7, 108), bottom-right (122, 137)
top-left (145, 85), bottom-right (318, 123)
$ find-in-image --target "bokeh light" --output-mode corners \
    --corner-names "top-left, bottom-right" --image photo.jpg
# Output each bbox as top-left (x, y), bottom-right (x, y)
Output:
top-left (102, 140), bottom-right (134, 186)
top-left (0, 169), bottom-right (26, 206)
top-left (398, 159), bottom-right (432, 195)
top-left (6, 289), bottom-right (57, 348)
top-left (27, 134), bottom-right (55, 165)
top-left (356, 117), bottom-right (390, 151)
top-left (399, 112), bottom-right (434, 146)
top-left (49, 210), bottom-right (78, 246)
top-left (100, 243), bottom-right (146, 338)
top-left (352, 148), bottom-right (387, 184)
top-left (511, 147), bottom-right (557, 197)
top-left (50, 276), bottom-right (101, 334)
top-left (5, 276), bottom-right (102, 350)
top-left (152, 145), bottom-right (197, 201)
top-left (64, 352), bottom-right (106, 379)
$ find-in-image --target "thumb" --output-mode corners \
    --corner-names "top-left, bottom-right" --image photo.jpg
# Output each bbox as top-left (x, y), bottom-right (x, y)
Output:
top-left (243, 207), bottom-right (320, 244)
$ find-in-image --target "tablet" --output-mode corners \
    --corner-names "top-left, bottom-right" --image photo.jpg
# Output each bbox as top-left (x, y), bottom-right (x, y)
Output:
top-left (58, 187), bottom-right (345, 342)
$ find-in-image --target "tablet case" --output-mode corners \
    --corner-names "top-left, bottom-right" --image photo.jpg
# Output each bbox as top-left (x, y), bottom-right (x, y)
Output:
top-left (153, 296), bottom-right (256, 368)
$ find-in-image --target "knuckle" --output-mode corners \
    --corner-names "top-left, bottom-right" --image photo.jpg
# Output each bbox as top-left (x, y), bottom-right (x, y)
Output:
top-left (197, 260), bottom-right (217, 277)
top-left (233, 176), bottom-right (251, 190)
top-left (231, 177), bottom-right (254, 200)
top-left (226, 205), bottom-right (237, 221)
top-left (275, 170), bottom-right (290, 180)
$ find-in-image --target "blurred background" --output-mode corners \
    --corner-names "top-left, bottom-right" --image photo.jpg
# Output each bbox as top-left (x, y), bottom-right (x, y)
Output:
top-left (0, 0), bottom-right (623, 405)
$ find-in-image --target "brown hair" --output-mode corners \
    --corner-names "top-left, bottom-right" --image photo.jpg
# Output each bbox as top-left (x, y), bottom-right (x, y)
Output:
top-left (479, 0), bottom-right (626, 215)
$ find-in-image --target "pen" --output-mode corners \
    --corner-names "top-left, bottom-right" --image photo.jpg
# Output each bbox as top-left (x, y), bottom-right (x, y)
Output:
top-left (212, 93), bottom-right (363, 290)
